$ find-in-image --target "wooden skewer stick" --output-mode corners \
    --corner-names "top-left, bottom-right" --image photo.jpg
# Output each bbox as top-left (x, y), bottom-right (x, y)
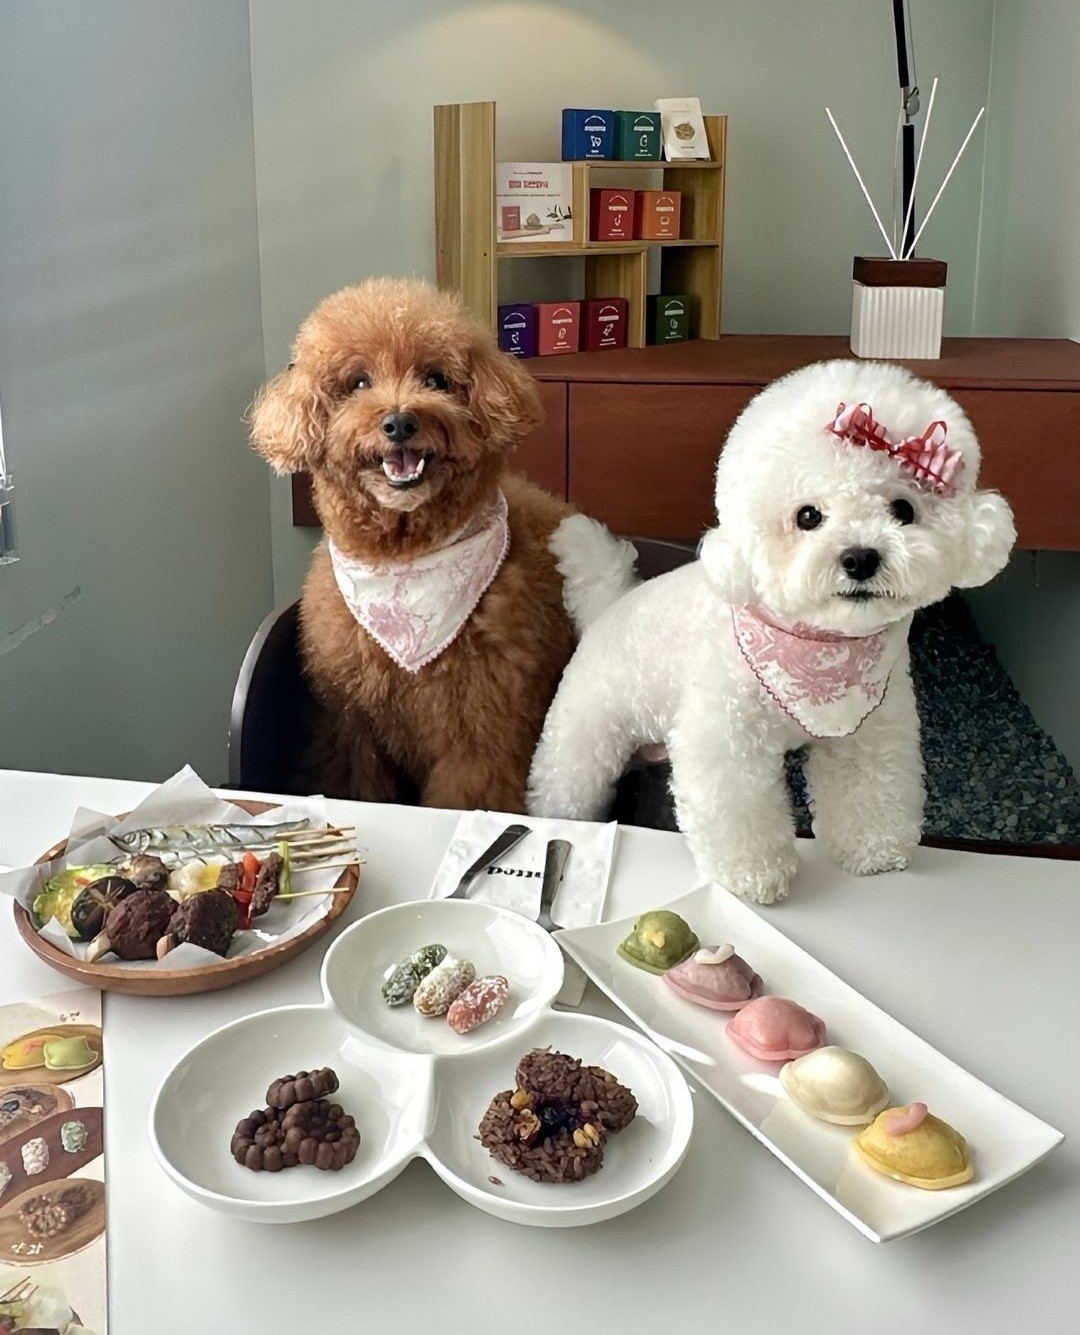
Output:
top-left (278, 885), bottom-right (355, 899)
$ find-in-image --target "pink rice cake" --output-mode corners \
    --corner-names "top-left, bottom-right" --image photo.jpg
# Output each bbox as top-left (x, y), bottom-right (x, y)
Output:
top-left (726, 996), bottom-right (826, 1062)
top-left (663, 944), bottom-right (763, 1011)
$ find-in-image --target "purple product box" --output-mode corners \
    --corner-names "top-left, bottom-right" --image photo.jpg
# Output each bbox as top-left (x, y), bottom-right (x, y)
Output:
top-left (497, 304), bottom-right (538, 358)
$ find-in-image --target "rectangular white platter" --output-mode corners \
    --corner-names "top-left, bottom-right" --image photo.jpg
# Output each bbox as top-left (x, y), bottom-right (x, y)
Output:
top-left (556, 883), bottom-right (1063, 1242)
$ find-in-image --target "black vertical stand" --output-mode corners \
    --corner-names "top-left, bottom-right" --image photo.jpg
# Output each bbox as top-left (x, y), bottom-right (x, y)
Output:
top-left (892, 0), bottom-right (917, 258)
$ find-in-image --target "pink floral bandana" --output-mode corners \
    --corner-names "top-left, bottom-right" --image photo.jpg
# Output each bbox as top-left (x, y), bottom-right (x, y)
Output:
top-left (329, 491), bottom-right (510, 673)
top-left (731, 604), bottom-right (909, 738)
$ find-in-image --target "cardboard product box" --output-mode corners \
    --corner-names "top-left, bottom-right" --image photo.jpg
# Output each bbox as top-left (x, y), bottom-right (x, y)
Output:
top-left (561, 109), bottom-right (615, 160)
top-left (497, 304), bottom-right (538, 359)
top-left (614, 110), bottom-right (661, 161)
top-left (496, 162), bottom-right (573, 243)
top-left (634, 189), bottom-right (682, 240)
top-left (590, 188), bottom-right (636, 242)
top-left (536, 301), bottom-right (581, 356)
top-left (583, 297), bottom-right (629, 352)
top-left (647, 293), bottom-right (691, 343)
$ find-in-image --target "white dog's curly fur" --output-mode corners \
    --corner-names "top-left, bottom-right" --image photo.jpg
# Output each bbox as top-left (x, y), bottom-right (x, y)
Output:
top-left (527, 360), bottom-right (1017, 904)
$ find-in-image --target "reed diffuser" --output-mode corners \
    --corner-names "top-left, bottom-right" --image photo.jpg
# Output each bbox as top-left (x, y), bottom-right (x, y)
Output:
top-left (826, 80), bottom-right (985, 359)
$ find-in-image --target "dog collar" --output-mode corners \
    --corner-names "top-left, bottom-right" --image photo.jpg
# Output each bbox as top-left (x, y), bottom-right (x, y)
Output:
top-left (731, 604), bottom-right (909, 738)
top-left (328, 490), bottom-right (509, 673)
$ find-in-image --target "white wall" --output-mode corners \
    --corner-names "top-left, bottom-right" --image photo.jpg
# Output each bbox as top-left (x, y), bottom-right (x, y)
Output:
top-left (249, 0), bottom-right (997, 602)
top-left (966, 0), bottom-right (1080, 770)
top-left (0, 1), bottom-right (273, 782)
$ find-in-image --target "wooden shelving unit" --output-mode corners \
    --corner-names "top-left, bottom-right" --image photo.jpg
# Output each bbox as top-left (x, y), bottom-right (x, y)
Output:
top-left (434, 101), bottom-right (726, 348)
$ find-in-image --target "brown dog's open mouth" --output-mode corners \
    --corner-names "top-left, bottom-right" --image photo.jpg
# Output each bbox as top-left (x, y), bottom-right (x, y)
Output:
top-left (380, 448), bottom-right (436, 489)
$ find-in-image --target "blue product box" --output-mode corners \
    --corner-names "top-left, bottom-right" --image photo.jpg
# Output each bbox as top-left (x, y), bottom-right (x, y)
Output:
top-left (497, 304), bottom-right (538, 358)
top-left (561, 108), bottom-right (615, 160)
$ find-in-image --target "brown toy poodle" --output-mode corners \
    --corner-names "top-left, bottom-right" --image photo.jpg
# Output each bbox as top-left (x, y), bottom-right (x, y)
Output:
top-left (249, 277), bottom-right (632, 811)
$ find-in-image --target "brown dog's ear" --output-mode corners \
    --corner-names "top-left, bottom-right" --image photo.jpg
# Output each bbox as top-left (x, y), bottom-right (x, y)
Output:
top-left (464, 340), bottom-right (543, 450)
top-left (247, 364), bottom-right (331, 474)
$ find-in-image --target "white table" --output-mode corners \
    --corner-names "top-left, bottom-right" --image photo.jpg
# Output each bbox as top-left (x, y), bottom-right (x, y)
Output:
top-left (1, 769), bottom-right (1078, 1334)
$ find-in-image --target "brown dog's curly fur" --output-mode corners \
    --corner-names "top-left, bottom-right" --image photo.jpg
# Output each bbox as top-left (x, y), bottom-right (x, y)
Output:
top-left (249, 278), bottom-right (577, 812)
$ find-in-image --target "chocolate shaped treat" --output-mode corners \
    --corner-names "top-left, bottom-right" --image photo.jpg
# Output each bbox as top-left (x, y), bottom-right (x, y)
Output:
top-left (251, 851), bottom-right (283, 918)
top-left (266, 1068), bottom-right (340, 1110)
top-left (167, 889), bottom-right (239, 956)
top-left (231, 1099), bottom-right (360, 1172)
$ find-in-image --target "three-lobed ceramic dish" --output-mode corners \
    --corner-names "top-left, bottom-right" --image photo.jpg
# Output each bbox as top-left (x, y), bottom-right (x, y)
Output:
top-left (556, 884), bottom-right (1065, 1243)
top-left (150, 898), bottom-right (694, 1228)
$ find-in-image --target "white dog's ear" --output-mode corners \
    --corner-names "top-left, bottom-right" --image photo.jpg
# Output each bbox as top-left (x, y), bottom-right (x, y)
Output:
top-left (699, 527), bottom-right (754, 603)
top-left (954, 490), bottom-right (1016, 588)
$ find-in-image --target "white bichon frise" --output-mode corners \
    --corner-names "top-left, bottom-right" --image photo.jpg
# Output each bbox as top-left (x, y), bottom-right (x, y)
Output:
top-left (528, 359), bottom-right (1017, 904)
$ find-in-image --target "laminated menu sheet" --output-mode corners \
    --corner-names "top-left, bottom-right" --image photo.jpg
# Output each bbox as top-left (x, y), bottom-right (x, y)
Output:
top-left (0, 987), bottom-right (105, 1334)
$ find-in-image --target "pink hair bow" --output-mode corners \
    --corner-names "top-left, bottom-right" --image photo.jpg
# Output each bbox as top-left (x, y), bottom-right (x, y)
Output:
top-left (825, 401), bottom-right (964, 496)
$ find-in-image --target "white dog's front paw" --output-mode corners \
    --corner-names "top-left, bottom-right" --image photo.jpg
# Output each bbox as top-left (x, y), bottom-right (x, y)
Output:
top-left (709, 858), bottom-right (795, 906)
top-left (830, 838), bottom-right (916, 877)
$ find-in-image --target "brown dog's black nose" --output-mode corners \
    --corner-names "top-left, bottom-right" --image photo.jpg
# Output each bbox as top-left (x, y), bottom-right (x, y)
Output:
top-left (380, 411), bottom-right (420, 443)
top-left (840, 546), bottom-right (881, 581)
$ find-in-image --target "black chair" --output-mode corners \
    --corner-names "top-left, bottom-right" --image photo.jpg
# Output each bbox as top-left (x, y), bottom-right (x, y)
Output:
top-left (227, 537), bottom-right (698, 797)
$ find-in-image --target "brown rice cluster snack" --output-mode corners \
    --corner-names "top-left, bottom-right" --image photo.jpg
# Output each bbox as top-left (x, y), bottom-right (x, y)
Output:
top-left (230, 1066), bottom-right (359, 1173)
top-left (477, 1048), bottom-right (637, 1185)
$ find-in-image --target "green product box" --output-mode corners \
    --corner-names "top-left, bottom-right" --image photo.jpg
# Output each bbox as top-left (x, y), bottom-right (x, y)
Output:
top-left (614, 110), bottom-right (661, 161)
top-left (647, 293), bottom-right (691, 343)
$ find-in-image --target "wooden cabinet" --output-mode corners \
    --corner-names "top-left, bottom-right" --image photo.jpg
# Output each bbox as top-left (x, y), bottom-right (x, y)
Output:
top-left (568, 384), bottom-right (753, 538)
top-left (292, 336), bottom-right (1080, 551)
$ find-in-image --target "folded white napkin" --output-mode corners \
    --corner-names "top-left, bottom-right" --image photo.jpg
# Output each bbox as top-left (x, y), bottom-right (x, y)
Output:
top-left (429, 811), bottom-right (617, 1006)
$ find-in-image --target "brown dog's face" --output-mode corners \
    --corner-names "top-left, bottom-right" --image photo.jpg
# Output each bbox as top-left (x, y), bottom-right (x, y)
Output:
top-left (249, 279), bottom-right (541, 520)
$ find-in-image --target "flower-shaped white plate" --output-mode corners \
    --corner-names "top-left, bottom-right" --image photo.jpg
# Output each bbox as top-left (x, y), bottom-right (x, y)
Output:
top-left (320, 898), bottom-right (564, 1054)
top-left (555, 884), bottom-right (1064, 1243)
top-left (149, 905), bottom-right (694, 1228)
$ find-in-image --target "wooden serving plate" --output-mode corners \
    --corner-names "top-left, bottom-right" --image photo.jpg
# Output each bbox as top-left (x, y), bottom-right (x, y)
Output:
top-left (12, 801), bottom-right (359, 997)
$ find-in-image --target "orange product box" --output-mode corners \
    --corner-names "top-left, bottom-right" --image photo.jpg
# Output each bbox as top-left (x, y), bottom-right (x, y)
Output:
top-left (634, 189), bottom-right (682, 240)
top-left (535, 301), bottom-right (581, 356)
top-left (590, 188), bottom-right (636, 242)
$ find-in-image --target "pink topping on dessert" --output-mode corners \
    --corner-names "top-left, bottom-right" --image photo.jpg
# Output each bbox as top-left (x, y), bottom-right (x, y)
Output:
top-left (663, 945), bottom-right (763, 1012)
top-left (725, 996), bottom-right (827, 1061)
top-left (885, 1102), bottom-right (928, 1136)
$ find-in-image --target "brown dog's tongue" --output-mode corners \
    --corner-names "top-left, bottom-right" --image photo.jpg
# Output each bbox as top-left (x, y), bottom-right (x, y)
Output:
top-left (400, 448), bottom-right (423, 474)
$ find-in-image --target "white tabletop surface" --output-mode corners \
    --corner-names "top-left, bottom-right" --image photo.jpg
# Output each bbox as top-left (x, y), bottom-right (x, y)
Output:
top-left (0, 769), bottom-right (1077, 1334)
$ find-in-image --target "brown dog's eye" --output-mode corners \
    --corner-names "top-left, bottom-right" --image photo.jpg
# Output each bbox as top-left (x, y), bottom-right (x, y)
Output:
top-left (423, 370), bottom-right (450, 392)
top-left (796, 505), bottom-right (824, 531)
top-left (352, 372), bottom-right (372, 391)
top-left (890, 498), bottom-right (916, 525)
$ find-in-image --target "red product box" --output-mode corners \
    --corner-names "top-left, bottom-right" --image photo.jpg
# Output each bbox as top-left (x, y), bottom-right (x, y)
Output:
top-left (589, 188), bottom-right (636, 242)
top-left (583, 297), bottom-right (629, 351)
top-left (634, 189), bottom-right (682, 239)
top-left (535, 301), bottom-right (581, 356)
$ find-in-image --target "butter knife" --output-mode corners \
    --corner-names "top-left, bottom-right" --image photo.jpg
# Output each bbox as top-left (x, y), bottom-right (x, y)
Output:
top-left (537, 839), bottom-right (571, 932)
top-left (446, 822), bottom-right (531, 900)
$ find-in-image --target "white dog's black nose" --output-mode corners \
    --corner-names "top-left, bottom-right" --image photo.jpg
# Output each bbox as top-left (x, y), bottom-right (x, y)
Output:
top-left (381, 411), bottom-right (420, 442)
top-left (840, 546), bottom-right (881, 581)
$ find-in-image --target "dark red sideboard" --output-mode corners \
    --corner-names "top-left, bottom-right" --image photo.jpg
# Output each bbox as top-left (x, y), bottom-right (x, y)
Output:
top-left (291, 336), bottom-right (1080, 550)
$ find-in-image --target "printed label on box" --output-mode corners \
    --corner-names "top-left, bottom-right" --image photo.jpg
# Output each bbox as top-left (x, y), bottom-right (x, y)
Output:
top-left (496, 163), bottom-right (573, 243)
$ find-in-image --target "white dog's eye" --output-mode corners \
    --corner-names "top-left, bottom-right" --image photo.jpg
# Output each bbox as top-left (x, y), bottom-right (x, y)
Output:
top-left (352, 372), bottom-right (372, 391)
top-left (890, 498), bottom-right (916, 525)
top-left (423, 370), bottom-right (450, 391)
top-left (796, 505), bottom-right (824, 531)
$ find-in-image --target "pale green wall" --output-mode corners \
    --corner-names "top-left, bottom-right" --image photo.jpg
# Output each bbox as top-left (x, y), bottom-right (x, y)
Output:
top-left (0, 1), bottom-right (273, 783)
top-left (966, 0), bottom-right (1080, 771)
top-left (249, 0), bottom-right (997, 604)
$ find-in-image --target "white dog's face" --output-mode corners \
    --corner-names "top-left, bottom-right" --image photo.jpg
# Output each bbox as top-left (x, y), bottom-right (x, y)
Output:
top-left (742, 441), bottom-right (967, 634)
top-left (704, 360), bottom-right (1017, 635)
